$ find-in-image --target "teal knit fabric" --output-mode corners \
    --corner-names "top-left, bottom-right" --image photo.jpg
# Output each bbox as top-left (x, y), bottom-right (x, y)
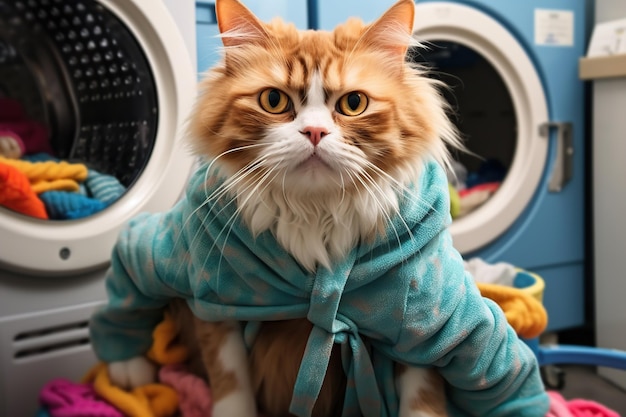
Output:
top-left (90, 161), bottom-right (549, 417)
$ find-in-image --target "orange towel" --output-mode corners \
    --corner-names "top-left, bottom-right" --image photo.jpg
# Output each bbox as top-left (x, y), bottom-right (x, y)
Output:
top-left (0, 162), bottom-right (47, 219)
top-left (147, 310), bottom-right (190, 365)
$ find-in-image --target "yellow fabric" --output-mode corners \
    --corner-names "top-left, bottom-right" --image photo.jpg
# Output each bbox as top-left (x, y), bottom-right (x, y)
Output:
top-left (85, 312), bottom-right (186, 417)
top-left (0, 156), bottom-right (87, 194)
top-left (147, 310), bottom-right (190, 365)
top-left (84, 363), bottom-right (178, 417)
top-left (448, 183), bottom-right (460, 219)
top-left (477, 282), bottom-right (548, 339)
top-left (31, 178), bottom-right (80, 193)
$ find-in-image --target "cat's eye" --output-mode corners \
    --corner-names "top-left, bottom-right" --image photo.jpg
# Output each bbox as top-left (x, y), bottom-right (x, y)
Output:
top-left (259, 88), bottom-right (291, 114)
top-left (336, 92), bottom-right (368, 116)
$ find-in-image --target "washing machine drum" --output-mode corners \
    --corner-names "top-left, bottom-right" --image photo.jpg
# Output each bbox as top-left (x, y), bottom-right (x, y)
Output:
top-left (0, 0), bottom-right (195, 275)
top-left (1, 0), bottom-right (159, 189)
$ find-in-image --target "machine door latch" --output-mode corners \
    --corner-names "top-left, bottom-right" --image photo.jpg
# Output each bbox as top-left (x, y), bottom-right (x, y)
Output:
top-left (539, 122), bottom-right (574, 193)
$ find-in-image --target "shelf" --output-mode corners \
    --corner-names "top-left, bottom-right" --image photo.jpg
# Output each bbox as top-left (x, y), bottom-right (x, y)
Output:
top-left (579, 55), bottom-right (626, 80)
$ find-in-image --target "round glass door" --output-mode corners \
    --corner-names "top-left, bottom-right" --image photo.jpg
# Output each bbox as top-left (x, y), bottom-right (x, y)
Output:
top-left (0, 0), bottom-right (195, 275)
top-left (408, 40), bottom-right (517, 219)
top-left (0, 0), bottom-right (158, 221)
top-left (411, 2), bottom-right (549, 254)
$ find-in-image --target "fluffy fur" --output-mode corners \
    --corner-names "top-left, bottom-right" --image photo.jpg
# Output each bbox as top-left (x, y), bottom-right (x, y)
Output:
top-left (189, 0), bottom-right (460, 272)
top-left (111, 0), bottom-right (461, 416)
top-left (186, 1), bottom-right (460, 415)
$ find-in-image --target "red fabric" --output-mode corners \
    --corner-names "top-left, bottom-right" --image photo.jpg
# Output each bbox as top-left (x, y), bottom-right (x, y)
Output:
top-left (547, 391), bottom-right (620, 417)
top-left (0, 162), bottom-right (48, 219)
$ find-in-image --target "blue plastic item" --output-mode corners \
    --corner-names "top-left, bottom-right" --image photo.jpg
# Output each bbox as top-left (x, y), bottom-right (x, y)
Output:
top-left (537, 345), bottom-right (626, 370)
top-left (514, 271), bottom-right (626, 373)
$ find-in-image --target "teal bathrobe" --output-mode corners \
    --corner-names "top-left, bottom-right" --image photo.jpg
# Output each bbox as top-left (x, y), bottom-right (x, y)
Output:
top-left (90, 161), bottom-right (549, 417)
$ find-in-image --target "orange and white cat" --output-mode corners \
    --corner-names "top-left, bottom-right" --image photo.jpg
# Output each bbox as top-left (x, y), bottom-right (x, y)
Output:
top-left (108, 0), bottom-right (459, 416)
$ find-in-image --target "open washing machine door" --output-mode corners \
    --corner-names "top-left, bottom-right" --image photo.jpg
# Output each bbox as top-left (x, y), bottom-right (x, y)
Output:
top-left (0, 0), bottom-right (196, 276)
top-left (410, 2), bottom-right (550, 254)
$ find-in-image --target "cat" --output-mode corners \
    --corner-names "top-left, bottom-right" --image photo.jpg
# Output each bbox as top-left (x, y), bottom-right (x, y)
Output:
top-left (96, 0), bottom-right (549, 416)
top-left (113, 0), bottom-right (452, 411)
top-left (106, 0), bottom-right (456, 415)
top-left (178, 1), bottom-right (456, 415)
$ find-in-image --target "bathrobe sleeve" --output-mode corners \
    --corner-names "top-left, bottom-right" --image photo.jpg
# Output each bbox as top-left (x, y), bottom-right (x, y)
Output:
top-left (89, 188), bottom-right (199, 363)
top-left (359, 162), bottom-right (549, 416)
top-left (378, 230), bottom-right (549, 417)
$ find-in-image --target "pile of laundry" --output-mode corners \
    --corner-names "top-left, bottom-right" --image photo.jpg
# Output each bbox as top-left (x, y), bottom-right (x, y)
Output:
top-left (34, 262), bottom-right (621, 416)
top-left (0, 98), bottom-right (125, 220)
top-left (34, 261), bottom-right (555, 417)
top-left (36, 311), bottom-right (212, 417)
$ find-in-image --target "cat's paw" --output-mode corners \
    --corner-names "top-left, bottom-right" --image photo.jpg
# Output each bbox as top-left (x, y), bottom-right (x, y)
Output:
top-left (108, 356), bottom-right (157, 389)
top-left (212, 391), bottom-right (257, 417)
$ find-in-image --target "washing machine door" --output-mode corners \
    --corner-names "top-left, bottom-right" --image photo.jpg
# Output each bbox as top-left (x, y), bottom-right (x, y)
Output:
top-left (411, 2), bottom-right (549, 254)
top-left (0, 0), bottom-right (196, 275)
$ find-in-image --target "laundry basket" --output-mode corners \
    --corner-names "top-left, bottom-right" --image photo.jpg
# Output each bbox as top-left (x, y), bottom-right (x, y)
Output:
top-left (512, 270), bottom-right (545, 355)
top-left (511, 269), bottom-right (626, 389)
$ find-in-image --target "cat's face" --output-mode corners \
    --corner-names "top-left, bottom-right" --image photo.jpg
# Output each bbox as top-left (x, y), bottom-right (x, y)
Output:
top-left (191, 0), bottom-right (456, 197)
top-left (189, 0), bottom-right (460, 271)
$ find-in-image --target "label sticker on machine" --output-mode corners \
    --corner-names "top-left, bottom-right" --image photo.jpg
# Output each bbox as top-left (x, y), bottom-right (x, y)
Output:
top-left (535, 9), bottom-right (574, 47)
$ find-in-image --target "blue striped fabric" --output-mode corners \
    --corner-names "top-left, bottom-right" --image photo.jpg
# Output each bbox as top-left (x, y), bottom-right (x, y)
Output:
top-left (84, 169), bottom-right (126, 205)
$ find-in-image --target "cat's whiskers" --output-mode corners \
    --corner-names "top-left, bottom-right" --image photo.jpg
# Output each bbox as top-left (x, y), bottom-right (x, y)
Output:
top-left (360, 159), bottom-right (439, 215)
top-left (346, 167), bottom-right (405, 253)
top-left (214, 169), bottom-right (286, 276)
top-left (168, 143), bottom-right (276, 280)
top-left (327, 138), bottom-right (424, 255)
top-left (337, 171), bottom-right (347, 207)
top-left (201, 143), bottom-right (270, 194)
top-left (206, 161), bottom-right (285, 277)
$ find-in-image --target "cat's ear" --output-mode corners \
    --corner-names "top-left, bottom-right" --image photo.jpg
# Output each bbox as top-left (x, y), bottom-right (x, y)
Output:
top-left (361, 0), bottom-right (415, 63)
top-left (215, 0), bottom-right (266, 48)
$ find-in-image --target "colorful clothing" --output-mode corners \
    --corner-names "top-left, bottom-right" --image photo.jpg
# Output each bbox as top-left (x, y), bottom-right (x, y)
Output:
top-left (90, 161), bottom-right (549, 417)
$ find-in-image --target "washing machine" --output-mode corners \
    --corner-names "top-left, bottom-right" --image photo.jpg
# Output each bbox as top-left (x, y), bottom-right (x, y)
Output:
top-left (0, 0), bottom-right (196, 415)
top-left (316, 0), bottom-right (590, 332)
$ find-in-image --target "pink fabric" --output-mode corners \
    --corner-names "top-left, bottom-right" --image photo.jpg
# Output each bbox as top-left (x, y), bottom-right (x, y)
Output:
top-left (0, 121), bottom-right (53, 155)
top-left (0, 97), bottom-right (54, 155)
top-left (547, 391), bottom-right (621, 417)
top-left (548, 392), bottom-right (573, 417)
top-left (39, 379), bottom-right (123, 417)
top-left (159, 364), bottom-right (213, 417)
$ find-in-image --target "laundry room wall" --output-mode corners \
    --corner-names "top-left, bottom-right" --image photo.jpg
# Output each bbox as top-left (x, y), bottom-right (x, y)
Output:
top-left (590, 0), bottom-right (626, 392)
top-left (595, 0), bottom-right (626, 20)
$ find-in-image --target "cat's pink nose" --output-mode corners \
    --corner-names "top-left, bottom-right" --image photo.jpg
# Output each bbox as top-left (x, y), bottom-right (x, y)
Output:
top-left (301, 126), bottom-right (328, 146)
